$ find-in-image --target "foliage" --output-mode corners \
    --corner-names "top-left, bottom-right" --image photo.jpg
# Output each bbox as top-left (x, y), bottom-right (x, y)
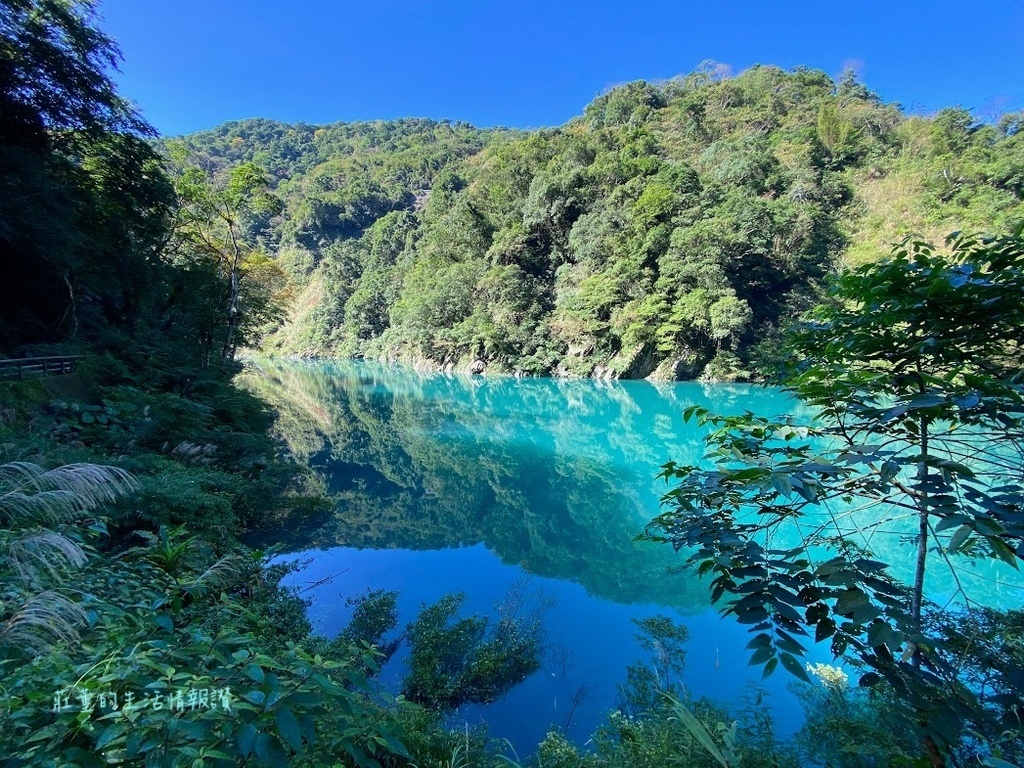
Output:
top-left (533, 692), bottom-right (794, 768)
top-left (0, 0), bottom-right (148, 141)
top-left (0, 455), bottom-right (408, 768)
top-left (385, 707), bottom-right (503, 768)
top-left (335, 588), bottom-right (403, 672)
top-left (0, 460), bottom-right (136, 651)
top-left (532, 606), bottom-right (797, 768)
top-left (0, 0), bottom-right (183, 352)
top-left (6, 3), bottom-right (1024, 764)
top-left (184, 67), bottom-right (1021, 381)
top-left (644, 228), bottom-right (1024, 764)
top-left (401, 593), bottom-right (541, 712)
top-left (0, 6), bottom-right (537, 767)
top-left (166, 147), bottom-right (288, 363)
top-left (795, 663), bottom-right (922, 768)
top-left (616, 616), bottom-right (689, 716)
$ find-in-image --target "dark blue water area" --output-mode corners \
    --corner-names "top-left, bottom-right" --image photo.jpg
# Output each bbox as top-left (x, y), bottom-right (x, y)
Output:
top-left (274, 544), bottom-right (827, 755)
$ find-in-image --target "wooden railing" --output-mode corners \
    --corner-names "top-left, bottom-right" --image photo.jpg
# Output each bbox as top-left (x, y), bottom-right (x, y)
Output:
top-left (0, 355), bottom-right (83, 380)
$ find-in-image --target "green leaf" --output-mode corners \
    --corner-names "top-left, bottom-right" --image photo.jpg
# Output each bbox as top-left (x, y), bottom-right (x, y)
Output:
top-left (974, 517), bottom-right (1007, 536)
top-left (908, 393), bottom-right (947, 409)
top-left (683, 406), bottom-right (704, 424)
top-left (859, 672), bottom-right (882, 687)
top-left (665, 695), bottom-right (730, 768)
top-left (814, 618), bottom-right (836, 642)
top-left (778, 652), bottom-right (811, 683)
top-left (244, 664), bottom-right (265, 684)
top-left (948, 524), bottom-right (972, 553)
top-left (94, 722), bottom-right (127, 750)
top-left (379, 733), bottom-right (410, 758)
top-left (988, 536), bottom-right (1020, 568)
top-left (275, 707), bottom-right (303, 753)
top-left (833, 589), bottom-right (870, 616)
top-left (734, 607), bottom-right (770, 625)
top-left (254, 733), bottom-right (289, 768)
top-left (934, 514), bottom-right (970, 532)
top-left (243, 690), bottom-right (266, 706)
top-left (238, 723), bottom-right (256, 758)
top-left (745, 633), bottom-right (772, 650)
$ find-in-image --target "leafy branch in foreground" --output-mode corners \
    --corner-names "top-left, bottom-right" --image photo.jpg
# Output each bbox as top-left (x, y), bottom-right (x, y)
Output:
top-left (644, 227), bottom-right (1024, 766)
top-left (0, 462), bottom-right (412, 767)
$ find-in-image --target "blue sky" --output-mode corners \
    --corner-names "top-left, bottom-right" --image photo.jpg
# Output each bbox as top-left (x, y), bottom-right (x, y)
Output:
top-left (98, 0), bottom-right (1024, 137)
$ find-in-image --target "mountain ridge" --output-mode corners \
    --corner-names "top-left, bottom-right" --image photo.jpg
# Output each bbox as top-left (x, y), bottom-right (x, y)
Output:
top-left (168, 65), bottom-right (1024, 380)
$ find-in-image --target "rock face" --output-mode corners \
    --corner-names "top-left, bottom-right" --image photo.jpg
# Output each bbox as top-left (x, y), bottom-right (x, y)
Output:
top-left (648, 346), bottom-right (707, 381)
top-left (617, 343), bottom-right (658, 380)
top-left (467, 359), bottom-right (486, 375)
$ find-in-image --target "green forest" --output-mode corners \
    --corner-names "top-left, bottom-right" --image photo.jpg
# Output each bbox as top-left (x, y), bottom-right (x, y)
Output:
top-left (2, 1), bottom-right (1024, 767)
top-left (168, 66), bottom-right (1023, 380)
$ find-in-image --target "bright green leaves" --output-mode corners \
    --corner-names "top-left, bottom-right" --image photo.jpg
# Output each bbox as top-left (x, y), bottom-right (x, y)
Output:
top-left (0, 512), bottom-right (408, 768)
top-left (225, 163), bottom-right (285, 218)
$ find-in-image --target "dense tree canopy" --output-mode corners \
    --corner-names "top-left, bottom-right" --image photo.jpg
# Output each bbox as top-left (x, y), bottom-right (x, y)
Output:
top-left (4, 3), bottom-right (1024, 765)
top-left (0, 0), bottom-right (147, 146)
top-left (171, 67), bottom-right (1024, 380)
top-left (0, 0), bottom-right (218, 361)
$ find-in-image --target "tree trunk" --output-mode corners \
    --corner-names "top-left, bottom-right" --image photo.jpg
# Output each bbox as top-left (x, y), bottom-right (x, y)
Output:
top-left (911, 414), bottom-right (930, 629)
top-left (221, 221), bottom-right (242, 361)
top-left (913, 414), bottom-right (946, 767)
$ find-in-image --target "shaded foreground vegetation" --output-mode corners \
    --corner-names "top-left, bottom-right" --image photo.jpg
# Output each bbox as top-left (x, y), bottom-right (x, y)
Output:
top-left (1, 1), bottom-right (1023, 766)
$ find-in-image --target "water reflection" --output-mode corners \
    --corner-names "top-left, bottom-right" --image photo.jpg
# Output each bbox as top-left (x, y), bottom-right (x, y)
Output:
top-left (238, 359), bottom-right (1024, 750)
top-left (240, 360), bottom-right (780, 608)
top-left (241, 360), bottom-right (1024, 609)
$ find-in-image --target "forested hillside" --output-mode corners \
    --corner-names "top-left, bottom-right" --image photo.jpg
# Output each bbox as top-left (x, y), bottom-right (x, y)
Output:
top-left (1, 3), bottom-right (561, 763)
top-left (171, 65), bottom-right (1024, 379)
top-left (5, 1), bottom-right (1024, 765)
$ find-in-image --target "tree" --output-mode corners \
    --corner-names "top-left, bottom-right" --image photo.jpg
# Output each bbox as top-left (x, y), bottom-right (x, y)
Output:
top-left (401, 592), bottom-right (542, 712)
top-left (167, 149), bottom-right (285, 363)
top-left (644, 227), bottom-right (1024, 765)
top-left (0, 0), bottom-right (147, 149)
top-left (1, 0), bottom-right (175, 351)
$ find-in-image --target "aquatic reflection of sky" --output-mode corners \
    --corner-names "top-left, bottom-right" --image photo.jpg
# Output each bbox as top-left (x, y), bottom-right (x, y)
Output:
top-left (248, 360), bottom-right (1024, 755)
top-left (275, 544), bottom-right (823, 754)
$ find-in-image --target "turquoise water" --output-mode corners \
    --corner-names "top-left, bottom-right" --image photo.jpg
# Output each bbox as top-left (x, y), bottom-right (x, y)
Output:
top-left (240, 359), bottom-right (1024, 752)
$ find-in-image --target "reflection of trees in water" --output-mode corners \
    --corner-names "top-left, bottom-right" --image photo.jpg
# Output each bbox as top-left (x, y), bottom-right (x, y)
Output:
top-left (238, 360), bottom-right (766, 609)
top-left (240, 361), bottom-right (1024, 611)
